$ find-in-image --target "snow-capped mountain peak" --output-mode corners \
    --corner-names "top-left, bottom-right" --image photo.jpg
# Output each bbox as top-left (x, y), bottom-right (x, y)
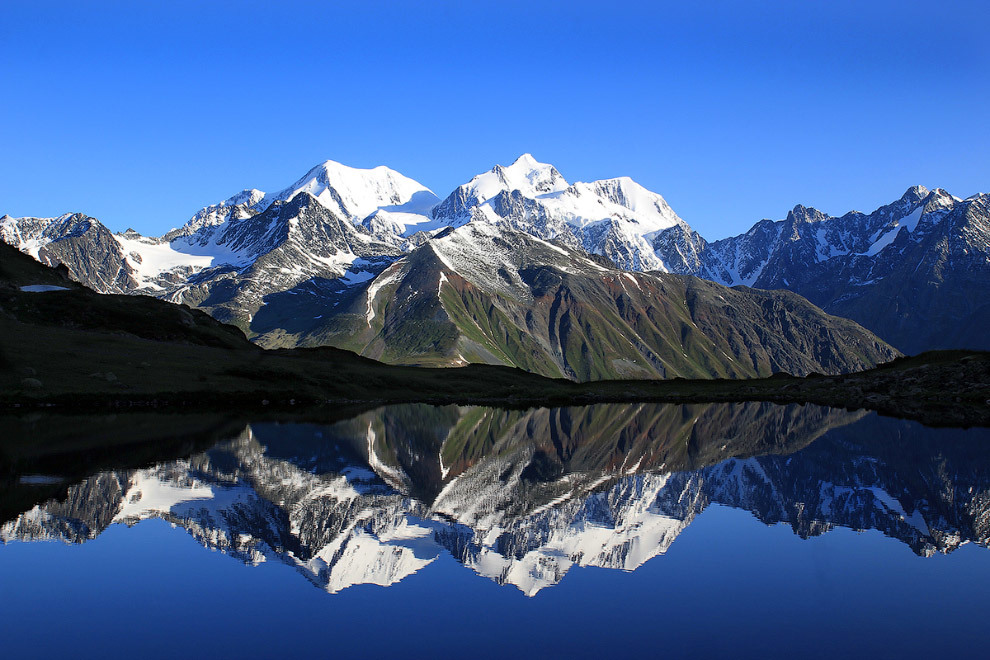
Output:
top-left (433, 154), bottom-right (570, 221)
top-left (225, 188), bottom-right (267, 209)
top-left (492, 153), bottom-right (569, 196)
top-left (510, 152), bottom-right (540, 168)
top-left (429, 155), bottom-right (693, 271)
top-left (265, 159), bottom-right (439, 223)
top-left (173, 188), bottom-right (268, 238)
top-left (0, 212), bottom-right (88, 258)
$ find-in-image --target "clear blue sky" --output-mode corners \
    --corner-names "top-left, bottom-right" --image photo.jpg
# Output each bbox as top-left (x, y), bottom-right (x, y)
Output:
top-left (2, 1), bottom-right (987, 239)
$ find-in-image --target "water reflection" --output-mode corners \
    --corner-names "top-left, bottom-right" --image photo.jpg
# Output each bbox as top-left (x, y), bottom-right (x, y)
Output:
top-left (3, 402), bottom-right (989, 596)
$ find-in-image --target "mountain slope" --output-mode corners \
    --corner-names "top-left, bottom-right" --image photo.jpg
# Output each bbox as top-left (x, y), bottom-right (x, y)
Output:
top-left (164, 192), bottom-right (403, 330)
top-left (3, 239), bottom-right (989, 428)
top-left (682, 187), bottom-right (990, 353)
top-left (0, 213), bottom-right (140, 293)
top-left (280, 222), bottom-right (898, 380)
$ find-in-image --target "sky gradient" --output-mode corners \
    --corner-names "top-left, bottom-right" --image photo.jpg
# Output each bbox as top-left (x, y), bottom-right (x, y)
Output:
top-left (2, 1), bottom-right (987, 239)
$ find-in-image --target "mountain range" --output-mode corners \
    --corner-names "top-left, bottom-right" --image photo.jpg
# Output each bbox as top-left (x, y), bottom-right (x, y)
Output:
top-left (687, 185), bottom-right (990, 354)
top-left (6, 154), bottom-right (982, 377)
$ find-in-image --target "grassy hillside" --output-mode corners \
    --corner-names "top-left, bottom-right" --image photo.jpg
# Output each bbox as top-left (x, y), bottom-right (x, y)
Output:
top-left (286, 229), bottom-right (900, 381)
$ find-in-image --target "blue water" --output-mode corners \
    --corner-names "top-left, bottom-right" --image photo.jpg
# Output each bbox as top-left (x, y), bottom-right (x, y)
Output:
top-left (2, 402), bottom-right (989, 658)
top-left (3, 509), bottom-right (988, 659)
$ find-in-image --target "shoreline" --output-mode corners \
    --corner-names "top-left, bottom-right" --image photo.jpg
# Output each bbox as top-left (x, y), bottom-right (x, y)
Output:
top-left (4, 349), bottom-right (988, 428)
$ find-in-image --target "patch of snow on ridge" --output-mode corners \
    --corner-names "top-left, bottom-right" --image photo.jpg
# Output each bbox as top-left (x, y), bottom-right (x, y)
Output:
top-left (365, 209), bottom-right (446, 238)
top-left (427, 239), bottom-right (456, 270)
top-left (899, 207), bottom-right (924, 233)
top-left (365, 262), bottom-right (404, 324)
top-left (309, 523), bottom-right (439, 593)
top-left (113, 468), bottom-right (215, 522)
top-left (865, 227), bottom-right (901, 257)
top-left (338, 258), bottom-right (379, 287)
top-left (814, 225), bottom-right (850, 261)
top-left (113, 234), bottom-right (220, 287)
top-left (19, 285), bottom-right (70, 292)
top-left (529, 235), bottom-right (569, 255)
top-left (438, 270), bottom-right (449, 298)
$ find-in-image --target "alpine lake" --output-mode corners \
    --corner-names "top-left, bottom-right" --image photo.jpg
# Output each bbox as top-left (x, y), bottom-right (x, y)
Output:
top-left (2, 401), bottom-right (989, 659)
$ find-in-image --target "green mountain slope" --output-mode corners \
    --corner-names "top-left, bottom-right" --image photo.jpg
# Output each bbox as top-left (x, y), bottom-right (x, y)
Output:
top-left (280, 223), bottom-right (899, 381)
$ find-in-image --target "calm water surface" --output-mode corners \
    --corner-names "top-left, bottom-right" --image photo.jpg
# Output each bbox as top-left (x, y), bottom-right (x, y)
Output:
top-left (2, 402), bottom-right (989, 658)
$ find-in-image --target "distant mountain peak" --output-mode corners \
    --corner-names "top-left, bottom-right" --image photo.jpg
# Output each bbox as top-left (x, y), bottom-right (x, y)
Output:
top-left (689, 183), bottom-right (990, 353)
top-left (224, 188), bottom-right (267, 208)
top-left (899, 185), bottom-right (930, 205)
top-left (478, 154), bottom-right (569, 198)
top-left (785, 204), bottom-right (830, 224)
top-left (291, 159), bottom-right (415, 191)
top-left (510, 152), bottom-right (539, 166)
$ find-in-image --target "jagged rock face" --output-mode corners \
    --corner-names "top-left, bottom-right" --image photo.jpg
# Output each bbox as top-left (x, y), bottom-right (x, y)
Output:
top-left (5, 403), bottom-right (989, 596)
top-left (296, 222), bottom-right (898, 380)
top-left (824, 194), bottom-right (990, 353)
top-left (2, 199), bottom-right (408, 335)
top-left (1, 213), bottom-right (136, 293)
top-left (652, 223), bottom-right (708, 274)
top-left (683, 187), bottom-right (990, 353)
top-left (166, 193), bottom-right (402, 329)
top-left (163, 189), bottom-right (267, 241)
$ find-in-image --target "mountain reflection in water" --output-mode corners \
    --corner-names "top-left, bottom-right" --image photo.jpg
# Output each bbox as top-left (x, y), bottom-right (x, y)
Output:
top-left (3, 402), bottom-right (989, 596)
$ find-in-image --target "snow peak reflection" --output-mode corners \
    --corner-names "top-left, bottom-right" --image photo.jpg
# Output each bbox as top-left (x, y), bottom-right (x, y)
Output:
top-left (4, 402), bottom-right (990, 596)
